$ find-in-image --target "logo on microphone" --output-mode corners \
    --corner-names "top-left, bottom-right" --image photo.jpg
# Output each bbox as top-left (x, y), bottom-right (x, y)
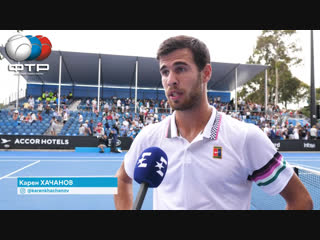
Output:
top-left (137, 151), bottom-right (168, 177)
top-left (137, 152), bottom-right (152, 168)
top-left (155, 157), bottom-right (168, 177)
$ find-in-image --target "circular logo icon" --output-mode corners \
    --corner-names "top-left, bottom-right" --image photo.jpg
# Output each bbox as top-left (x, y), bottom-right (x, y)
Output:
top-left (5, 34), bottom-right (52, 61)
top-left (20, 188), bottom-right (26, 194)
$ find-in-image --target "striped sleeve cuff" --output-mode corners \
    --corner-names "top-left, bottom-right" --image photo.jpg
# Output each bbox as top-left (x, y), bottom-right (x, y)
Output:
top-left (248, 152), bottom-right (294, 195)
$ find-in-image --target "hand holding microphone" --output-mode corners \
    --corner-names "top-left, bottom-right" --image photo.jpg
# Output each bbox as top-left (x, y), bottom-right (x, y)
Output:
top-left (132, 147), bottom-right (168, 210)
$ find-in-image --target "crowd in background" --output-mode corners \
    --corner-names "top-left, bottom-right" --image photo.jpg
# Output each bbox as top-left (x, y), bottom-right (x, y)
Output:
top-left (6, 92), bottom-right (319, 141)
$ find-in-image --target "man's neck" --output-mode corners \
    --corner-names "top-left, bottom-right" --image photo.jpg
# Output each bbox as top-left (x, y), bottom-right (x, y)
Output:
top-left (175, 103), bottom-right (212, 143)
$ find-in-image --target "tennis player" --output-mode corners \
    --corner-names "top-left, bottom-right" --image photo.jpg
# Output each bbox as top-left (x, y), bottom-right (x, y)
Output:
top-left (114, 35), bottom-right (313, 210)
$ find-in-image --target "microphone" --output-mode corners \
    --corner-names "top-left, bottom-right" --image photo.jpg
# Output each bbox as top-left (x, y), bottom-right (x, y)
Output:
top-left (132, 147), bottom-right (168, 210)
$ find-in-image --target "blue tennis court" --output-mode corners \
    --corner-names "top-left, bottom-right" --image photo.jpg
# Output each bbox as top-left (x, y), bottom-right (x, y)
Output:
top-left (0, 150), bottom-right (319, 210)
top-left (0, 151), bottom-right (153, 210)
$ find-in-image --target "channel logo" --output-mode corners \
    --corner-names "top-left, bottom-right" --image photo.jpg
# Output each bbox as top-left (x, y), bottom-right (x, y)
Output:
top-left (5, 34), bottom-right (52, 62)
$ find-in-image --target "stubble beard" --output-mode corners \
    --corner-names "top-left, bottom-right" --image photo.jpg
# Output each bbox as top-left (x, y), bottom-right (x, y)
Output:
top-left (167, 73), bottom-right (203, 111)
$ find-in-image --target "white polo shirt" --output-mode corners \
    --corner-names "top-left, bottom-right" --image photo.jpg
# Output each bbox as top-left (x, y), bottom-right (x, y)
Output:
top-left (123, 106), bottom-right (294, 210)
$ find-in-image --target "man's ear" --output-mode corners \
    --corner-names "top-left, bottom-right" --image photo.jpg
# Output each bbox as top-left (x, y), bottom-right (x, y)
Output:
top-left (202, 63), bottom-right (212, 84)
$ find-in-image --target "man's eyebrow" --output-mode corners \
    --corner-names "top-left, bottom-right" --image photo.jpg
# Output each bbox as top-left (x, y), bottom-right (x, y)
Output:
top-left (159, 61), bottom-right (189, 71)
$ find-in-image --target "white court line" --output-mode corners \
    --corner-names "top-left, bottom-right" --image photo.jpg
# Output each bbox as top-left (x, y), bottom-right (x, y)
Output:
top-left (0, 160), bottom-right (40, 181)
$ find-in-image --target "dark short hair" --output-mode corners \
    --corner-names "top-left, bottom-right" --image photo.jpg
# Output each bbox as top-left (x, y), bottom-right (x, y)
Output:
top-left (156, 35), bottom-right (211, 71)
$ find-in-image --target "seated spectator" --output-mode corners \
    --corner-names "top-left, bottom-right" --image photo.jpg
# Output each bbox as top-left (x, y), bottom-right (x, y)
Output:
top-left (79, 123), bottom-right (86, 136)
top-left (30, 112), bottom-right (37, 125)
top-left (12, 110), bottom-right (19, 121)
top-left (23, 102), bottom-right (30, 110)
top-left (19, 112), bottom-right (25, 122)
top-left (37, 102), bottom-right (44, 113)
top-left (103, 102), bottom-right (110, 112)
top-left (37, 112), bottom-right (43, 122)
top-left (94, 122), bottom-right (105, 137)
top-left (127, 127), bottom-right (137, 140)
top-left (78, 112), bottom-right (83, 123)
top-left (45, 104), bottom-right (51, 115)
top-left (25, 113), bottom-right (31, 123)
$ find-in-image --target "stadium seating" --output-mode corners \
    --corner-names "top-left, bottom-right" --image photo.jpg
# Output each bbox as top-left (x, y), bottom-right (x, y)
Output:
top-left (0, 95), bottom-right (312, 139)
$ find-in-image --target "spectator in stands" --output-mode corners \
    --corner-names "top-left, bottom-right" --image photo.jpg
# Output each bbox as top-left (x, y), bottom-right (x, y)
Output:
top-left (138, 120), bottom-right (144, 129)
top-left (94, 122), bottom-right (105, 137)
top-left (67, 91), bottom-right (73, 100)
top-left (37, 102), bottom-right (44, 113)
top-left (108, 125), bottom-right (121, 153)
top-left (23, 101), bottom-right (30, 110)
top-left (25, 113), bottom-right (31, 123)
top-left (263, 124), bottom-right (270, 138)
top-left (62, 110), bottom-right (68, 124)
top-left (145, 114), bottom-right (153, 125)
top-left (160, 99), bottom-right (165, 113)
top-left (310, 125), bottom-right (318, 140)
top-left (79, 123), bottom-right (86, 136)
top-left (127, 127), bottom-right (137, 140)
top-left (53, 108), bottom-right (60, 120)
top-left (293, 126), bottom-right (300, 139)
top-left (287, 124), bottom-right (294, 139)
top-left (12, 110), bottom-right (19, 121)
top-left (50, 116), bottom-right (58, 136)
top-left (37, 112), bottom-right (43, 122)
top-left (28, 96), bottom-right (35, 110)
top-left (269, 125), bottom-right (277, 139)
top-left (117, 98), bottom-right (122, 112)
top-left (78, 112), bottom-right (83, 123)
top-left (103, 101), bottom-right (110, 113)
top-left (92, 98), bottom-right (97, 112)
top-left (114, 119), bottom-right (120, 133)
top-left (106, 111), bottom-right (113, 120)
top-left (42, 91), bottom-right (47, 100)
top-left (281, 124), bottom-right (288, 140)
top-left (45, 103), bottom-right (51, 115)
top-left (86, 99), bottom-right (90, 111)
top-left (88, 119), bottom-right (94, 136)
top-left (299, 126), bottom-right (308, 140)
top-left (83, 120), bottom-right (91, 135)
top-left (98, 132), bottom-right (108, 153)
top-left (19, 112), bottom-right (25, 122)
top-left (30, 112), bottom-right (37, 125)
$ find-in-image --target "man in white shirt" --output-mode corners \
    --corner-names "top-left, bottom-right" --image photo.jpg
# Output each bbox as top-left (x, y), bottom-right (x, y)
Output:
top-left (28, 96), bottom-right (35, 110)
top-left (114, 35), bottom-right (313, 210)
top-left (92, 98), bottom-right (97, 112)
top-left (78, 112), bottom-right (83, 123)
top-left (310, 125), bottom-right (318, 140)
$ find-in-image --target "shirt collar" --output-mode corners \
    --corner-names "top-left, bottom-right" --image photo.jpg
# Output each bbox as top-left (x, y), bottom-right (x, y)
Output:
top-left (165, 106), bottom-right (221, 140)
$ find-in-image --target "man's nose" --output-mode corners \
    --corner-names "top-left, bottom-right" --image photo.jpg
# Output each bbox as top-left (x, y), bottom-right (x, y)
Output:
top-left (166, 71), bottom-right (178, 87)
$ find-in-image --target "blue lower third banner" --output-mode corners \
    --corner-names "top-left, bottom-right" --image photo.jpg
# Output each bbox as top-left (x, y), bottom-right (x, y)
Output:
top-left (17, 177), bottom-right (117, 195)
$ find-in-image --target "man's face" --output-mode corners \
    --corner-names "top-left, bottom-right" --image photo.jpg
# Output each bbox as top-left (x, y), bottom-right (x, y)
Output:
top-left (159, 48), bottom-right (205, 111)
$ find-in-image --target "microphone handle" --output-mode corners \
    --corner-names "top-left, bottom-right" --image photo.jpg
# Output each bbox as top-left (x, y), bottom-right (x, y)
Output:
top-left (132, 182), bottom-right (149, 210)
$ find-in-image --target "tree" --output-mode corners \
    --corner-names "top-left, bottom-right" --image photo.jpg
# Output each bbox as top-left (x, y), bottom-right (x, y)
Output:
top-left (240, 30), bottom-right (306, 108)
